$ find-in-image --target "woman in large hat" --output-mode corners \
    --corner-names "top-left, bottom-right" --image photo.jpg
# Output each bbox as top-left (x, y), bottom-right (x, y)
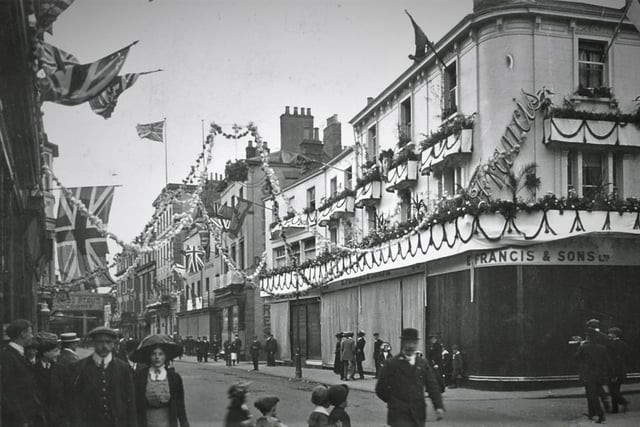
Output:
top-left (131, 334), bottom-right (189, 427)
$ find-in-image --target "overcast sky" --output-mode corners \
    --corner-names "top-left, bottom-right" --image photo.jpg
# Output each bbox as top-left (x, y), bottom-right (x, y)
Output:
top-left (42, 0), bottom-right (624, 255)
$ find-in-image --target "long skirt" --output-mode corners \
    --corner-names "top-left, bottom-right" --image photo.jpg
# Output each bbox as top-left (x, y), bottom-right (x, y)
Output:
top-left (146, 407), bottom-right (171, 427)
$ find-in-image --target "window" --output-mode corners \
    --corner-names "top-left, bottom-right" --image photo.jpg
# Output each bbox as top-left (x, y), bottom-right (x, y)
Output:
top-left (329, 226), bottom-right (338, 246)
top-left (400, 98), bottom-right (412, 141)
top-left (367, 125), bottom-right (378, 161)
top-left (567, 151), bottom-right (623, 198)
top-left (582, 153), bottom-right (603, 199)
top-left (444, 62), bottom-right (457, 117)
top-left (205, 278), bottom-right (210, 293)
top-left (303, 237), bottom-right (316, 261)
top-left (442, 166), bottom-right (463, 196)
top-left (306, 187), bottom-right (316, 211)
top-left (238, 187), bottom-right (243, 200)
top-left (400, 191), bottom-right (412, 221)
top-left (274, 247), bottom-right (286, 267)
top-left (197, 280), bottom-right (202, 297)
top-left (366, 206), bottom-right (377, 232)
top-left (330, 177), bottom-right (338, 197)
top-left (290, 242), bottom-right (301, 265)
top-left (344, 167), bottom-right (352, 190)
top-left (230, 244), bottom-right (237, 264)
top-left (578, 40), bottom-right (606, 89)
top-left (239, 239), bottom-right (245, 269)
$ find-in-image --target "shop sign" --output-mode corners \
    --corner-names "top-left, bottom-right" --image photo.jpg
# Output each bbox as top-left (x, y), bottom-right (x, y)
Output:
top-left (52, 292), bottom-right (105, 312)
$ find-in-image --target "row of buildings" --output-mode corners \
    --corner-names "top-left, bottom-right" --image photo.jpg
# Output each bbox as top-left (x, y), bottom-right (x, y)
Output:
top-left (114, 0), bottom-right (640, 386)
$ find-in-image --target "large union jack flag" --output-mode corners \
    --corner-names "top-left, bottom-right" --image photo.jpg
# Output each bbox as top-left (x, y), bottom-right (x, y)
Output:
top-left (55, 186), bottom-right (115, 288)
top-left (184, 245), bottom-right (205, 273)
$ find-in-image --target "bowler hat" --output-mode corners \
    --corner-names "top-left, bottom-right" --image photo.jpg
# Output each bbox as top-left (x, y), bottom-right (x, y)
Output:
top-left (33, 332), bottom-right (59, 352)
top-left (254, 396), bottom-right (279, 414)
top-left (328, 384), bottom-right (349, 406)
top-left (6, 319), bottom-right (32, 340)
top-left (60, 332), bottom-right (80, 343)
top-left (335, 332), bottom-right (343, 339)
top-left (400, 328), bottom-right (420, 341)
top-left (87, 326), bottom-right (118, 339)
top-left (310, 385), bottom-right (329, 406)
top-left (357, 330), bottom-right (365, 337)
top-left (131, 334), bottom-right (183, 363)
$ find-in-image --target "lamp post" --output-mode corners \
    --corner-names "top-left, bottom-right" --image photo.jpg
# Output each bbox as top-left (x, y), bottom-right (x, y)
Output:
top-left (294, 279), bottom-right (302, 379)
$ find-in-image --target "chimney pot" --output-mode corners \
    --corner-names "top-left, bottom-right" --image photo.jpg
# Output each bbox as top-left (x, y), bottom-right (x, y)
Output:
top-left (285, 106), bottom-right (290, 115)
top-left (307, 108), bottom-right (312, 116)
top-left (367, 97), bottom-right (374, 105)
top-left (313, 127), bottom-right (319, 140)
top-left (293, 107), bottom-right (298, 115)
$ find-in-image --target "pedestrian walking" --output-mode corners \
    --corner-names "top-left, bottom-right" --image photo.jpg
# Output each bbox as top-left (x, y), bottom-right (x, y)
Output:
top-left (131, 334), bottom-right (189, 427)
top-left (255, 396), bottom-right (287, 427)
top-left (373, 332), bottom-right (383, 379)
top-left (202, 337), bottom-right (210, 363)
top-left (584, 318), bottom-right (611, 413)
top-left (334, 333), bottom-right (343, 378)
top-left (223, 340), bottom-right (232, 366)
top-left (441, 345), bottom-right (452, 387)
top-left (341, 331), bottom-right (356, 381)
top-left (381, 342), bottom-right (393, 362)
top-left (33, 331), bottom-right (61, 427)
top-left (576, 328), bottom-right (608, 423)
top-left (195, 337), bottom-right (203, 362)
top-left (58, 331), bottom-right (81, 366)
top-left (450, 344), bottom-right (464, 388)
top-left (250, 336), bottom-right (262, 371)
top-left (606, 327), bottom-right (630, 414)
top-left (355, 331), bottom-right (366, 380)
top-left (212, 336), bottom-right (220, 362)
top-left (265, 333), bottom-right (278, 366)
top-left (376, 328), bottom-right (445, 427)
top-left (224, 382), bottom-right (252, 427)
top-left (427, 334), bottom-right (445, 393)
top-left (0, 319), bottom-right (45, 427)
top-left (67, 326), bottom-right (137, 427)
top-left (328, 384), bottom-right (351, 427)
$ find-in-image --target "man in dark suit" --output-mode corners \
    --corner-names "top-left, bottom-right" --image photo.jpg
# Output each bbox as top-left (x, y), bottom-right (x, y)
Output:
top-left (67, 326), bottom-right (137, 427)
top-left (607, 327), bottom-right (630, 414)
top-left (0, 319), bottom-right (45, 427)
top-left (265, 333), bottom-right (278, 366)
top-left (376, 328), bottom-right (444, 427)
top-left (355, 330), bottom-right (366, 380)
top-left (576, 328), bottom-right (609, 424)
top-left (250, 336), bottom-right (262, 371)
top-left (202, 337), bottom-right (210, 363)
top-left (195, 337), bottom-right (203, 362)
top-left (373, 332), bottom-right (383, 379)
top-left (341, 331), bottom-right (356, 381)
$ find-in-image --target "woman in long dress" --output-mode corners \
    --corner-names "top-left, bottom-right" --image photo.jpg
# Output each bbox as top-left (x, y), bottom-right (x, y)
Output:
top-left (132, 334), bottom-right (190, 427)
top-left (333, 333), bottom-right (343, 377)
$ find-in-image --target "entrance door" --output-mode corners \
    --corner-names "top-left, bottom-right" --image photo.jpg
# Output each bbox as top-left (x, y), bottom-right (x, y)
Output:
top-left (290, 299), bottom-right (321, 360)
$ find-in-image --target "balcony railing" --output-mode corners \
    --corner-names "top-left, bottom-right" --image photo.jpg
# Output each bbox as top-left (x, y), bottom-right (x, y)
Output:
top-left (318, 195), bottom-right (355, 226)
top-left (385, 160), bottom-right (418, 192)
top-left (544, 117), bottom-right (640, 148)
top-left (270, 211), bottom-right (317, 237)
top-left (355, 181), bottom-right (382, 208)
top-left (421, 129), bottom-right (473, 175)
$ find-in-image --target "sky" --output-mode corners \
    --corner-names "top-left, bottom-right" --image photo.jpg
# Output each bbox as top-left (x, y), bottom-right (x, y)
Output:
top-left (42, 0), bottom-right (623, 258)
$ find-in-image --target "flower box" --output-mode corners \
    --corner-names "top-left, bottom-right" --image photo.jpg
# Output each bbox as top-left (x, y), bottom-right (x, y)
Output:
top-left (421, 129), bottom-right (473, 175)
top-left (318, 195), bottom-right (356, 226)
top-left (355, 181), bottom-right (382, 208)
top-left (386, 160), bottom-right (419, 192)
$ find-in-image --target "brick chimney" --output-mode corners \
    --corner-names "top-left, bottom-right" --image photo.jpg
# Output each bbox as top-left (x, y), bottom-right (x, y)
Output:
top-left (280, 105), bottom-right (314, 154)
top-left (245, 140), bottom-right (256, 159)
top-left (323, 114), bottom-right (342, 159)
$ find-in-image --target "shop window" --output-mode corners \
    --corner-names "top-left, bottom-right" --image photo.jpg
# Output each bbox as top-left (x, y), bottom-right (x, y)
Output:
top-left (303, 237), bottom-right (316, 261)
top-left (306, 187), bottom-right (316, 211)
top-left (444, 62), bottom-right (458, 117)
top-left (330, 177), bottom-right (338, 197)
top-left (400, 98), bottom-right (412, 142)
top-left (344, 166), bottom-right (352, 190)
top-left (274, 246), bottom-right (286, 267)
top-left (578, 39), bottom-right (607, 90)
top-left (367, 124), bottom-right (378, 161)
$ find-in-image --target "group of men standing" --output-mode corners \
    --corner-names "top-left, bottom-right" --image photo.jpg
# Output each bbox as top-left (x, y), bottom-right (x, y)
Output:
top-left (1, 319), bottom-right (137, 427)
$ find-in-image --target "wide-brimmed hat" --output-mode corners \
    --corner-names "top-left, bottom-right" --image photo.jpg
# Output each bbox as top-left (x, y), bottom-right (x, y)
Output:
top-left (33, 332), bottom-right (59, 352)
top-left (254, 396), bottom-right (279, 413)
top-left (400, 328), bottom-right (420, 341)
top-left (131, 334), bottom-right (183, 363)
top-left (87, 326), bottom-right (118, 339)
top-left (328, 384), bottom-right (349, 406)
top-left (60, 332), bottom-right (80, 343)
top-left (6, 319), bottom-right (32, 340)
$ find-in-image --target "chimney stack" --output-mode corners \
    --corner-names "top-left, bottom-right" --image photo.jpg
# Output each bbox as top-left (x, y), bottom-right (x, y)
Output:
top-left (323, 114), bottom-right (342, 160)
top-left (245, 140), bottom-right (256, 159)
top-left (293, 107), bottom-right (299, 115)
top-left (285, 106), bottom-right (290, 115)
top-left (280, 105), bottom-right (314, 154)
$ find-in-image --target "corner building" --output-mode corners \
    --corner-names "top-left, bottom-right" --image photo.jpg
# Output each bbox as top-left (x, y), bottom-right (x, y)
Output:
top-left (260, 0), bottom-right (640, 387)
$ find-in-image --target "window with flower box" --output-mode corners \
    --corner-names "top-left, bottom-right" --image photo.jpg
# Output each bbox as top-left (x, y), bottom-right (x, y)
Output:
top-left (307, 187), bottom-right (316, 211)
top-left (367, 125), bottom-right (378, 161)
top-left (567, 150), bottom-right (623, 198)
top-left (302, 237), bottom-right (316, 261)
top-left (330, 177), bottom-right (338, 197)
top-left (400, 98), bottom-right (412, 141)
top-left (443, 61), bottom-right (458, 117)
top-left (344, 166), bottom-right (353, 190)
top-left (274, 247), bottom-right (286, 267)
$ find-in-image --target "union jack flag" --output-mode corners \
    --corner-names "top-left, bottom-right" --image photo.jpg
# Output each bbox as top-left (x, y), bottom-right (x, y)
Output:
top-left (40, 41), bottom-right (136, 106)
top-left (136, 120), bottom-right (165, 143)
top-left (38, 42), bottom-right (79, 75)
top-left (89, 70), bottom-right (162, 119)
top-left (184, 245), bottom-right (204, 273)
top-left (55, 186), bottom-right (115, 288)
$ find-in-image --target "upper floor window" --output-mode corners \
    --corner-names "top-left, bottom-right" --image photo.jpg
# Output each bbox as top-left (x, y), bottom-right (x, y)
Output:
top-left (306, 187), bottom-right (316, 211)
top-left (330, 177), bottom-right (338, 197)
top-left (578, 40), bottom-right (606, 89)
top-left (205, 277), bottom-right (210, 293)
top-left (567, 151), bottom-right (623, 198)
top-left (400, 191), bottom-right (412, 222)
top-left (367, 125), bottom-right (378, 161)
top-left (290, 242), bottom-right (301, 265)
top-left (366, 206), bottom-right (377, 232)
top-left (400, 98), bottom-right (412, 143)
top-left (444, 62), bottom-right (458, 117)
top-left (344, 166), bottom-right (353, 190)
top-left (274, 247), bottom-right (286, 267)
top-left (239, 187), bottom-right (243, 200)
top-left (238, 239), bottom-right (245, 270)
top-left (329, 226), bottom-right (338, 248)
top-left (302, 237), bottom-right (316, 261)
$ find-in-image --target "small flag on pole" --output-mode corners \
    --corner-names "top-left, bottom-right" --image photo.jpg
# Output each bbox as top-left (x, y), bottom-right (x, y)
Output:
top-left (136, 120), bottom-right (165, 142)
top-left (89, 70), bottom-right (161, 119)
top-left (228, 198), bottom-right (252, 236)
top-left (405, 10), bottom-right (428, 61)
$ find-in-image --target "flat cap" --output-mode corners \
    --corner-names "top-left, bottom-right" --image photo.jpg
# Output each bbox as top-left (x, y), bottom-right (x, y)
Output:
top-left (33, 331), bottom-right (59, 352)
top-left (87, 326), bottom-right (118, 339)
top-left (254, 396), bottom-right (279, 413)
top-left (6, 319), bottom-right (32, 339)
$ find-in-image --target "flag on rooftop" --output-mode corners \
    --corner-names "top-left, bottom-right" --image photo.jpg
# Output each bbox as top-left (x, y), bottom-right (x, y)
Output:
top-left (37, 0), bottom-right (76, 33)
top-left (39, 41), bottom-right (136, 106)
top-left (184, 245), bottom-right (205, 273)
top-left (405, 10), bottom-right (428, 61)
top-left (89, 70), bottom-right (161, 119)
top-left (55, 186), bottom-right (115, 289)
top-left (228, 197), bottom-right (252, 237)
top-left (136, 120), bottom-right (165, 142)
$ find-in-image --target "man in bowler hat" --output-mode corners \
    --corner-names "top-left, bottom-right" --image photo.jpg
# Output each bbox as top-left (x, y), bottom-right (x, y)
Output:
top-left (376, 328), bottom-right (444, 426)
top-left (0, 319), bottom-right (45, 427)
top-left (576, 328), bottom-right (608, 423)
top-left (67, 326), bottom-right (137, 427)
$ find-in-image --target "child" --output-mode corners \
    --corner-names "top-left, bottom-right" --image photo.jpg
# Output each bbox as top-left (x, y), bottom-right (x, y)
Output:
top-left (308, 385), bottom-right (342, 427)
top-left (255, 396), bottom-right (286, 427)
top-left (224, 382), bottom-right (253, 427)
top-left (328, 384), bottom-right (350, 427)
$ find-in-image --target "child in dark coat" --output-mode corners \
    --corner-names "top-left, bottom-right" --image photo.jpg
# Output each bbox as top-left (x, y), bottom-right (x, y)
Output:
top-left (328, 384), bottom-right (350, 427)
top-left (224, 382), bottom-right (253, 427)
top-left (307, 385), bottom-right (342, 427)
top-left (255, 396), bottom-right (287, 427)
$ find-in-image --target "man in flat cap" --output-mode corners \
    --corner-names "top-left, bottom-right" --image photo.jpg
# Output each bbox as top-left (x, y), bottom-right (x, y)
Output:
top-left (376, 328), bottom-right (444, 427)
top-left (67, 326), bottom-right (137, 427)
top-left (0, 319), bottom-right (45, 427)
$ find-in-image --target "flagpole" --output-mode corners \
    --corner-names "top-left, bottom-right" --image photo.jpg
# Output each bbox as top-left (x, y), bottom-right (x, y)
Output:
top-left (603, 1), bottom-right (633, 61)
top-left (164, 117), bottom-right (168, 186)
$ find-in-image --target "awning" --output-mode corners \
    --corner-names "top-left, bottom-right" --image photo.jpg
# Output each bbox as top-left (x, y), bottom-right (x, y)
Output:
top-left (544, 118), bottom-right (640, 148)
